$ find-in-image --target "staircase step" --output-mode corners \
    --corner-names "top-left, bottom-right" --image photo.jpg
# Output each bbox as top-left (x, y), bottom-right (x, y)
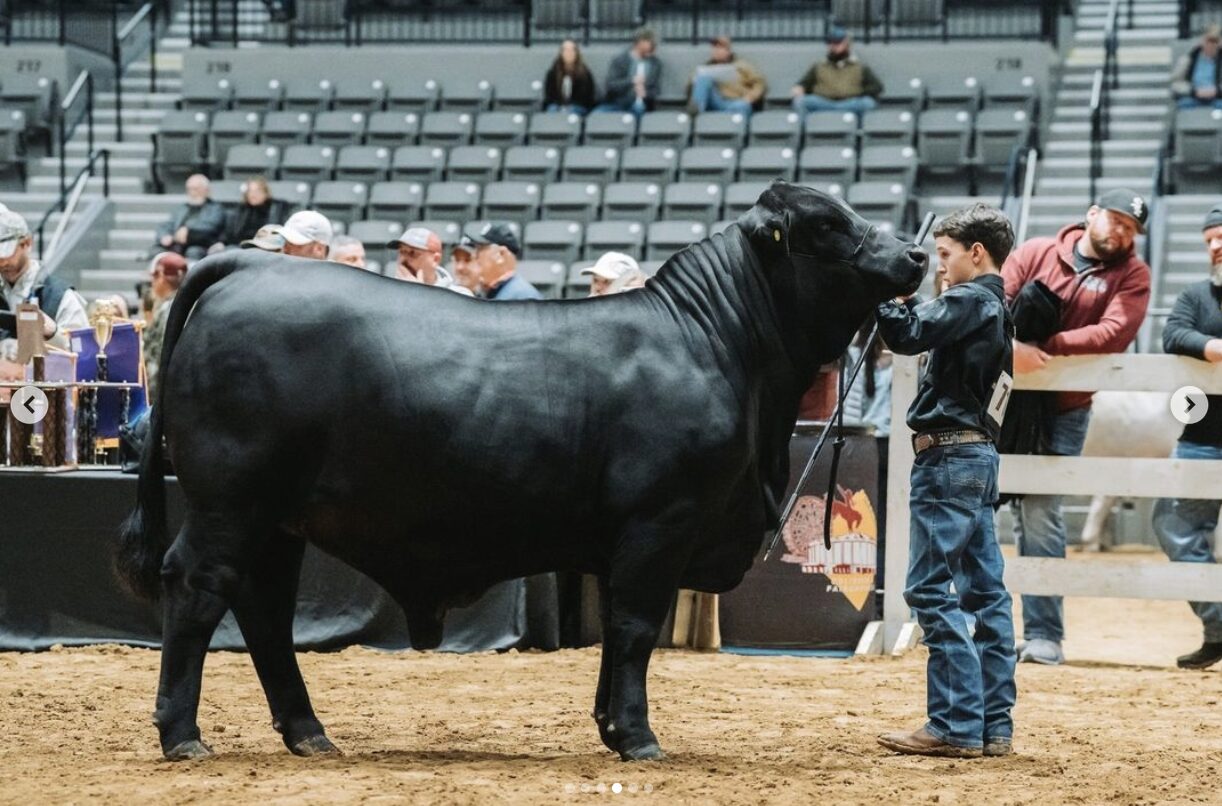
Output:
top-left (64, 141), bottom-right (154, 158)
top-left (1044, 138), bottom-right (1163, 154)
top-left (91, 107), bottom-right (170, 123)
top-left (1074, 27), bottom-right (1178, 42)
top-left (27, 176), bottom-right (143, 193)
top-left (1065, 46), bottom-right (1172, 67)
top-left (1049, 120), bottom-right (1168, 136)
top-left (1057, 87), bottom-right (1170, 102)
top-left (95, 93), bottom-right (180, 111)
top-left (108, 230), bottom-right (158, 250)
top-left (1054, 104), bottom-right (1170, 118)
top-left (1043, 155), bottom-right (1156, 171)
top-left (1076, 14), bottom-right (1179, 28)
top-left (1062, 71), bottom-right (1171, 86)
top-left (1036, 176), bottom-right (1156, 193)
top-left (115, 211), bottom-right (178, 226)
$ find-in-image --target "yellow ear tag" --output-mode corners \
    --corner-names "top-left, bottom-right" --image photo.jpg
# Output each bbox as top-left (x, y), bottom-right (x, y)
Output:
top-left (773, 229), bottom-right (781, 242)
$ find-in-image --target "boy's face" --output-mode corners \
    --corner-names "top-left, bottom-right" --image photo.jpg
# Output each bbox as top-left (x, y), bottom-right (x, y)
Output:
top-left (934, 235), bottom-right (985, 289)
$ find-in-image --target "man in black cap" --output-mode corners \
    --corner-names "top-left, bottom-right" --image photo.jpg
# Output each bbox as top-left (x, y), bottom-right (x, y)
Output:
top-left (1152, 201), bottom-right (1222, 670)
top-left (467, 223), bottom-right (542, 301)
top-left (1001, 188), bottom-right (1152, 666)
top-left (790, 26), bottom-right (884, 116)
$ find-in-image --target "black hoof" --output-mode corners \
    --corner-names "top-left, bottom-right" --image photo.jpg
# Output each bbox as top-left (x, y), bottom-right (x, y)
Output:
top-left (163, 739), bottom-right (214, 761)
top-left (290, 734), bottom-right (340, 757)
top-left (619, 741), bottom-right (666, 762)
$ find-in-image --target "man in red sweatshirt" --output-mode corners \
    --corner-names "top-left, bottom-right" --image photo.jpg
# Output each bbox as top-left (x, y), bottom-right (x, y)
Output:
top-left (1002, 188), bottom-right (1152, 665)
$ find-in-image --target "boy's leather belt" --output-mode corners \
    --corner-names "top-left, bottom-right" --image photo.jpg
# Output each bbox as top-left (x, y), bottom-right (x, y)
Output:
top-left (912, 429), bottom-right (991, 455)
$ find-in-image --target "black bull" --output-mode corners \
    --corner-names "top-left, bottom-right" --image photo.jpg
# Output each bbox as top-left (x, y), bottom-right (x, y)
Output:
top-left (116, 181), bottom-right (927, 762)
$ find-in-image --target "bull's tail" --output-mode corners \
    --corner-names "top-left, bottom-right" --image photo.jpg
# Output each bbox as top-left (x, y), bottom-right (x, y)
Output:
top-left (114, 253), bottom-right (250, 600)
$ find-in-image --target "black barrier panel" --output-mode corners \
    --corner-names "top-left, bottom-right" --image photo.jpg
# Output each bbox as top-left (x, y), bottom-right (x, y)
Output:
top-left (719, 424), bottom-right (879, 652)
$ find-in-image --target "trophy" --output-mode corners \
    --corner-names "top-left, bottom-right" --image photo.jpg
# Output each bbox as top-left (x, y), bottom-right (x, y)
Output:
top-left (91, 300), bottom-right (116, 382)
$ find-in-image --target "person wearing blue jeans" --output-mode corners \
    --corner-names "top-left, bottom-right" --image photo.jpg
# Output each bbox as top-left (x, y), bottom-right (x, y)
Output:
top-left (876, 204), bottom-right (1017, 758)
top-left (689, 73), bottom-right (754, 117)
top-left (687, 36), bottom-right (765, 118)
top-left (790, 26), bottom-right (883, 120)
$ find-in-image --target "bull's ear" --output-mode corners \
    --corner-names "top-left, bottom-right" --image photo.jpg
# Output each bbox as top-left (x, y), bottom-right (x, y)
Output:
top-left (738, 203), bottom-right (790, 257)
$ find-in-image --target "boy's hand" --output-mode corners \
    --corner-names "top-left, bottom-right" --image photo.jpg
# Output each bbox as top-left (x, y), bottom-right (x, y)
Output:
top-left (1204, 338), bottom-right (1222, 363)
top-left (1013, 340), bottom-right (1051, 373)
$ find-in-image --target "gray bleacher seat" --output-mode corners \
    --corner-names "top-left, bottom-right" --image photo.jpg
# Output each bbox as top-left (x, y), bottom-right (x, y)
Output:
top-left (516, 260), bottom-right (569, 299)
top-left (892, 0), bottom-right (944, 23)
top-left (387, 78), bottom-right (441, 113)
top-left (602, 181), bottom-right (662, 221)
top-left (279, 144), bottom-right (337, 183)
top-left (224, 144), bottom-right (281, 179)
top-left (283, 77), bottom-right (335, 112)
top-left (831, 0), bottom-right (885, 24)
top-left (859, 144), bottom-right (918, 188)
top-left (847, 181), bottom-right (909, 231)
top-left (737, 146), bottom-right (797, 183)
top-left (647, 220), bottom-right (706, 260)
top-left (563, 145), bottom-right (621, 183)
top-left (638, 111), bottom-right (692, 148)
top-left (333, 77), bottom-right (388, 113)
top-left (367, 181), bottom-right (424, 220)
top-left (861, 109), bottom-right (916, 149)
top-left (811, 181), bottom-right (848, 200)
top-left (391, 145), bottom-right (448, 183)
top-left (234, 78), bottom-right (285, 111)
top-left (261, 111), bottom-right (314, 149)
top-left (208, 179), bottom-right (246, 209)
top-left (524, 220), bottom-right (585, 264)
top-left (496, 76), bottom-right (545, 113)
top-left (366, 111), bottom-right (421, 147)
top-left (349, 219), bottom-right (405, 252)
top-left (974, 108), bottom-right (1031, 171)
top-left (474, 112), bottom-right (529, 147)
top-left (804, 110), bottom-right (859, 148)
top-left (441, 79), bottom-right (495, 114)
top-left (529, 111), bottom-right (584, 146)
top-left (180, 75), bottom-right (234, 111)
top-left (542, 182), bottom-right (602, 224)
top-left (583, 112), bottom-right (638, 149)
top-left (620, 146), bottom-right (678, 184)
top-left (313, 111), bottom-right (368, 148)
top-left (335, 145), bottom-right (392, 182)
top-left (984, 73), bottom-right (1039, 115)
top-left (153, 110), bottom-right (210, 185)
top-left (585, 220), bottom-right (645, 259)
top-left (917, 109), bottom-right (973, 181)
top-left (925, 75), bottom-right (982, 112)
top-left (876, 77), bottom-right (925, 113)
top-left (723, 181), bottom-right (769, 219)
top-left (662, 183), bottom-right (723, 225)
top-left (693, 111), bottom-right (748, 147)
top-left (566, 261), bottom-right (595, 297)
top-left (420, 112), bottom-right (474, 147)
top-left (0, 110), bottom-right (25, 181)
top-left (481, 181), bottom-right (543, 225)
top-left (209, 111), bottom-right (263, 170)
top-left (311, 180), bottom-right (370, 224)
top-left (798, 144), bottom-right (857, 186)
top-left (679, 146), bottom-right (738, 183)
top-left (410, 220), bottom-right (463, 247)
top-left (1172, 107), bottom-right (1222, 183)
top-left (446, 145), bottom-right (504, 184)
top-left (424, 181), bottom-right (482, 220)
top-left (749, 110), bottom-right (802, 148)
top-left (504, 145), bottom-right (561, 183)
top-left (268, 180), bottom-right (313, 209)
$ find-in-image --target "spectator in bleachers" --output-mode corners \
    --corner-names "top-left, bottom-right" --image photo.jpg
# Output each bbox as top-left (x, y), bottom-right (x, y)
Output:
top-left (581, 251), bottom-right (642, 297)
top-left (241, 224), bottom-right (285, 253)
top-left (1152, 202), bottom-right (1222, 670)
top-left (688, 36), bottom-right (767, 118)
top-left (544, 39), bottom-right (597, 115)
top-left (469, 223), bottom-right (542, 301)
top-left (1002, 189), bottom-right (1152, 667)
top-left (595, 28), bottom-right (661, 117)
top-left (208, 176), bottom-right (291, 255)
top-left (142, 251), bottom-right (188, 399)
top-left (790, 26), bottom-right (884, 117)
top-left (450, 238), bottom-right (482, 295)
top-left (328, 235), bottom-right (368, 269)
top-left (1171, 24), bottom-right (1222, 109)
top-left (270, 210), bottom-right (333, 260)
top-left (153, 174), bottom-right (226, 261)
top-left (388, 227), bottom-right (472, 295)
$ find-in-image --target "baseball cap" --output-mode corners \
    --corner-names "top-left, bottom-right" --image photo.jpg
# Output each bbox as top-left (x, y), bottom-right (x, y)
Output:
top-left (388, 226), bottom-right (441, 253)
top-left (0, 209), bottom-right (31, 259)
top-left (270, 210), bottom-right (333, 246)
top-left (825, 25), bottom-right (849, 44)
top-left (465, 221), bottom-right (521, 258)
top-left (1095, 188), bottom-right (1148, 233)
top-left (581, 251), bottom-right (640, 281)
top-left (241, 224), bottom-right (286, 252)
top-left (149, 252), bottom-right (188, 279)
top-left (452, 236), bottom-right (478, 256)
top-left (1204, 202), bottom-right (1222, 232)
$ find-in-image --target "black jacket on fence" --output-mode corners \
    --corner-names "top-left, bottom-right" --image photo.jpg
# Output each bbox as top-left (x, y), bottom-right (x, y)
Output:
top-left (1163, 280), bottom-right (1222, 446)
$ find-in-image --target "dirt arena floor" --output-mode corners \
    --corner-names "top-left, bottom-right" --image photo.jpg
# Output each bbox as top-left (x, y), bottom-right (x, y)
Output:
top-left (1, 553), bottom-right (1219, 805)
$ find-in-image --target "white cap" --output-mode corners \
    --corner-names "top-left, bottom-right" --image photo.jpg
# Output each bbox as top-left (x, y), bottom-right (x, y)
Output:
top-left (580, 251), bottom-right (640, 281)
top-left (270, 210), bottom-right (333, 246)
top-left (0, 209), bottom-right (31, 259)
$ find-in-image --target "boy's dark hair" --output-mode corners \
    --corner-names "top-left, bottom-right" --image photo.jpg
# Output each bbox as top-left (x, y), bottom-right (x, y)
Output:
top-left (634, 27), bottom-right (657, 46)
top-left (932, 203), bottom-right (1015, 268)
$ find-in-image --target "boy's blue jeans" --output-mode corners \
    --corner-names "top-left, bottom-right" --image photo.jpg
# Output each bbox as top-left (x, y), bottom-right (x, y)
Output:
top-left (905, 441), bottom-right (1016, 749)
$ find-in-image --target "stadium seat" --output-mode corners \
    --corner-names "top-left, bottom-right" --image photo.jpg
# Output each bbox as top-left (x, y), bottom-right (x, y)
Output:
top-left (876, 77), bottom-right (925, 113)
top-left (803, 110), bottom-right (859, 149)
top-left (810, 181), bottom-right (848, 199)
top-left (209, 111), bottom-right (263, 170)
top-left (723, 181), bottom-right (770, 219)
top-left (391, 145), bottom-right (448, 183)
top-left (737, 146), bottom-right (797, 183)
top-left (562, 145), bottom-right (620, 183)
top-left (224, 143), bottom-right (281, 179)
top-left (333, 77), bottom-right (388, 113)
top-left (974, 108), bottom-right (1031, 172)
top-left (311, 180), bottom-right (370, 224)
top-left (693, 111), bottom-right (748, 148)
top-left (208, 179), bottom-right (247, 209)
top-left (925, 75), bottom-right (982, 112)
top-left (542, 182), bottom-right (602, 224)
top-left (524, 220), bottom-right (584, 264)
top-left (283, 77), bottom-right (335, 112)
top-left (861, 109), bottom-right (916, 149)
top-left (234, 78), bottom-right (285, 111)
top-left (387, 78), bottom-right (441, 113)
top-left (261, 111), bottom-right (314, 149)
top-left (368, 181), bottom-right (424, 221)
top-left (917, 109), bottom-right (973, 184)
top-left (441, 78), bottom-right (495, 113)
top-left (679, 146), bottom-right (738, 183)
top-left (528, 111), bottom-right (584, 146)
top-left (566, 261), bottom-right (595, 297)
top-left (313, 111), bottom-right (369, 148)
top-left (585, 220), bottom-right (645, 260)
top-left (447, 145), bottom-right (504, 184)
top-left (647, 221), bottom-right (707, 260)
top-left (0, 75), bottom-right (54, 134)
top-left (710, 219), bottom-right (736, 237)
top-left (503, 145), bottom-right (561, 183)
top-left (409, 219), bottom-right (463, 247)
top-left (268, 180), bottom-right (313, 209)
top-left (420, 112), bottom-right (475, 147)
top-left (349, 219), bottom-right (405, 252)
top-left (180, 75), bottom-right (234, 111)
top-left (424, 181), bottom-right (482, 221)
top-left (859, 144), bottom-right (918, 188)
top-left (620, 146), bottom-right (679, 184)
top-left (334, 145), bottom-right (392, 182)
top-left (662, 183), bottom-right (723, 225)
top-left (474, 112), bottom-right (529, 147)
top-left (279, 144), bottom-right (337, 183)
top-left (481, 181), bottom-right (543, 226)
top-left (602, 182), bottom-right (663, 222)
top-left (516, 260), bottom-right (569, 298)
top-left (847, 181), bottom-right (908, 231)
top-left (798, 145), bottom-right (857, 186)
top-left (749, 110), bottom-right (802, 148)
top-left (1172, 107), bottom-right (1222, 175)
top-left (583, 112), bottom-right (638, 149)
top-left (153, 110), bottom-right (210, 186)
top-left (638, 111), bottom-right (692, 148)
top-left (366, 111), bottom-right (421, 147)
top-left (984, 73), bottom-right (1039, 116)
top-left (496, 77), bottom-right (544, 113)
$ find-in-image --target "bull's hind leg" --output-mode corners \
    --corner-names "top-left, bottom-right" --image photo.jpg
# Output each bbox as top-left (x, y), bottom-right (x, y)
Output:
top-left (155, 508), bottom-right (261, 760)
top-left (230, 532), bottom-right (337, 757)
top-left (593, 575), bottom-right (616, 752)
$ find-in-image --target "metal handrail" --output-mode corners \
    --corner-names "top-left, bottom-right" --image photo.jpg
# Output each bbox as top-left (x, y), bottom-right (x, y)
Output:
top-left (58, 70), bottom-right (95, 198)
top-left (36, 149), bottom-right (111, 262)
top-left (1016, 146), bottom-right (1039, 245)
top-left (1088, 68), bottom-right (1105, 202)
top-left (113, 2), bottom-right (160, 142)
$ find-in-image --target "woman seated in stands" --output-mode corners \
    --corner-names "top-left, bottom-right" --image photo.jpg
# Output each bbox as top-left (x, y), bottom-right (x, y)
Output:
top-left (544, 39), bottom-right (597, 115)
top-left (208, 176), bottom-right (291, 254)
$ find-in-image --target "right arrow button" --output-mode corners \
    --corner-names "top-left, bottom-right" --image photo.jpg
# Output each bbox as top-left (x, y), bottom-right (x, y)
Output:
top-left (1171, 386), bottom-right (1209, 426)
